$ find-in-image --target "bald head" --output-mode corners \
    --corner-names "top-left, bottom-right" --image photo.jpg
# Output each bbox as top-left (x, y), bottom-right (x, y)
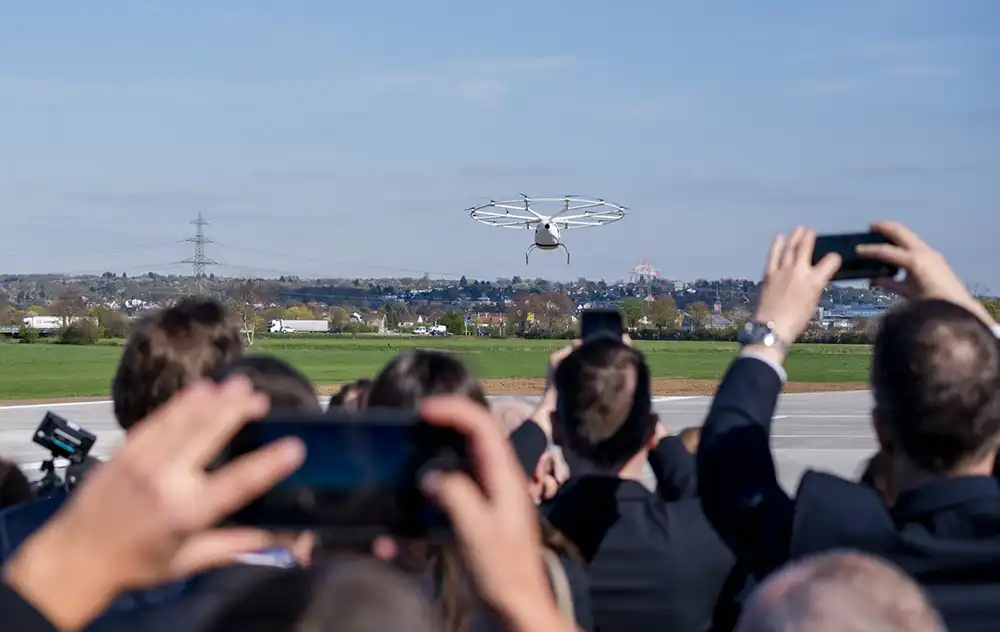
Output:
top-left (737, 551), bottom-right (945, 632)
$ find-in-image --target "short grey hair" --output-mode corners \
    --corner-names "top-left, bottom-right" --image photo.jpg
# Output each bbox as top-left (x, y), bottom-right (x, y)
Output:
top-left (736, 551), bottom-right (945, 632)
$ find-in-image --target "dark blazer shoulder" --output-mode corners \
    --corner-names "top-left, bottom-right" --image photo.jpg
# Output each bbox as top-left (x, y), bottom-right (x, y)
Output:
top-left (0, 581), bottom-right (59, 632)
top-left (789, 471), bottom-right (896, 557)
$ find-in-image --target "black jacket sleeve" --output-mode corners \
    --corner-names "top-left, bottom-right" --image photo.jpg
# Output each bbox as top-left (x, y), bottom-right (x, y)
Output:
top-left (0, 581), bottom-right (60, 632)
top-left (647, 436), bottom-right (698, 501)
top-left (696, 356), bottom-right (795, 577)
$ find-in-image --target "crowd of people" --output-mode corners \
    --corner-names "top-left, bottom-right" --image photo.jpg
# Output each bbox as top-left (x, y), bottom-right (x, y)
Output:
top-left (1, 220), bottom-right (998, 632)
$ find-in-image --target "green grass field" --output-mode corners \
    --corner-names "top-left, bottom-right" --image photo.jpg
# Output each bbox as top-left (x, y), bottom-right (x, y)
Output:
top-left (0, 336), bottom-right (873, 401)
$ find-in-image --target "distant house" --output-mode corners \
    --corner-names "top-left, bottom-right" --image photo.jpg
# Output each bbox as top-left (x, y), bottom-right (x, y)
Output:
top-left (475, 313), bottom-right (505, 326)
top-left (677, 312), bottom-right (732, 331)
top-left (707, 314), bottom-right (733, 328)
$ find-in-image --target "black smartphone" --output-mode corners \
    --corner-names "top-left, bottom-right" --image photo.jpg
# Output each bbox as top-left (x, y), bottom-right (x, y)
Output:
top-left (812, 232), bottom-right (900, 281)
top-left (220, 410), bottom-right (470, 541)
top-left (580, 308), bottom-right (624, 340)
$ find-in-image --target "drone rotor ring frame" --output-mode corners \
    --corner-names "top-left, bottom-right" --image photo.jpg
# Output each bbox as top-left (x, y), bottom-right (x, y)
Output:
top-left (469, 196), bottom-right (626, 230)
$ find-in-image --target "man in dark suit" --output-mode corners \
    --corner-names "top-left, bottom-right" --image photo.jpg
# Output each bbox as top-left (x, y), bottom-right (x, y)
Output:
top-left (697, 221), bottom-right (1000, 632)
top-left (540, 335), bottom-right (744, 632)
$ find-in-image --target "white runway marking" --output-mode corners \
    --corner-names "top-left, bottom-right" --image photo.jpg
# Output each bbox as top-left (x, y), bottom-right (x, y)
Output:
top-left (773, 414), bottom-right (868, 420)
top-left (0, 400), bottom-right (110, 411)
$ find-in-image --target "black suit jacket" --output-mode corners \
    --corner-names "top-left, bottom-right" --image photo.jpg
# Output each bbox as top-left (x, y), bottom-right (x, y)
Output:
top-left (697, 355), bottom-right (1000, 632)
top-left (0, 582), bottom-right (59, 632)
top-left (541, 433), bottom-right (743, 632)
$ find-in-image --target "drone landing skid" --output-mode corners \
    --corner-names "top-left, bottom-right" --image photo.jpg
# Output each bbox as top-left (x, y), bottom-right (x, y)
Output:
top-left (525, 243), bottom-right (570, 265)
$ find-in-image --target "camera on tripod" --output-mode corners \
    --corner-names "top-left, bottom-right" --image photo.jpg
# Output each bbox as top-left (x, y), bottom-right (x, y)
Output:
top-left (31, 411), bottom-right (98, 496)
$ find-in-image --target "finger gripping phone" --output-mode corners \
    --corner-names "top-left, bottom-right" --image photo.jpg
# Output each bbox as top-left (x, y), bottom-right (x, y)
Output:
top-left (580, 308), bottom-right (624, 340)
top-left (812, 232), bottom-right (900, 281)
top-left (220, 410), bottom-right (471, 542)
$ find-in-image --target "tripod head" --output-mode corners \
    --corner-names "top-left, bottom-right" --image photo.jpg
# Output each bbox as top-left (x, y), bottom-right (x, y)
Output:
top-left (29, 412), bottom-right (98, 496)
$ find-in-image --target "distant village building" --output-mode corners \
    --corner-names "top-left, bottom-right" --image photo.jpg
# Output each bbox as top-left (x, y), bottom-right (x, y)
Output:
top-left (816, 304), bottom-right (889, 328)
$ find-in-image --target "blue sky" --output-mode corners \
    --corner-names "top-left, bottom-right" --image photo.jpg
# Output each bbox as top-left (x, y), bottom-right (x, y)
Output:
top-left (1, 1), bottom-right (997, 287)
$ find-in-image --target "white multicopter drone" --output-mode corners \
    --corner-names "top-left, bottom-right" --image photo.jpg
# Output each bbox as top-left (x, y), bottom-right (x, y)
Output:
top-left (468, 194), bottom-right (627, 264)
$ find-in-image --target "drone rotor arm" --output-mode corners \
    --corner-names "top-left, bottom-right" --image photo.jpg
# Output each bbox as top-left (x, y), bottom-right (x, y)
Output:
top-left (489, 201), bottom-right (546, 220)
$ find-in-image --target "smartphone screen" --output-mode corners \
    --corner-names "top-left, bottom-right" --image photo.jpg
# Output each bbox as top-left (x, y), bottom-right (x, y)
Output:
top-left (580, 308), bottom-right (624, 340)
top-left (222, 410), bottom-right (469, 541)
top-left (812, 232), bottom-right (900, 281)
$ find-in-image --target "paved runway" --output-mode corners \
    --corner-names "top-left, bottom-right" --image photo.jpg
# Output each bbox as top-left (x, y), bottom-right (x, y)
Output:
top-left (0, 391), bottom-right (875, 492)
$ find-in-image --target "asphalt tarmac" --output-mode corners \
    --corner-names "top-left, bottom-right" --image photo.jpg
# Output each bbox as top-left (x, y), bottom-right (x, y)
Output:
top-left (0, 391), bottom-right (875, 492)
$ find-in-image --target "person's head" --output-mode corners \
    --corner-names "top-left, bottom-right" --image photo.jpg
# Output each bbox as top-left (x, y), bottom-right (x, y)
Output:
top-left (859, 450), bottom-right (896, 507)
top-left (0, 458), bottom-right (34, 510)
top-left (366, 350), bottom-right (488, 410)
top-left (491, 398), bottom-right (566, 503)
top-left (553, 336), bottom-right (656, 478)
top-left (677, 426), bottom-right (701, 454)
top-left (737, 551), bottom-right (945, 632)
top-left (871, 299), bottom-right (1000, 484)
top-left (211, 355), bottom-right (322, 564)
top-left (203, 557), bottom-right (439, 632)
top-left (327, 378), bottom-right (372, 412)
top-left (112, 297), bottom-right (243, 431)
top-left (213, 355), bottom-right (321, 414)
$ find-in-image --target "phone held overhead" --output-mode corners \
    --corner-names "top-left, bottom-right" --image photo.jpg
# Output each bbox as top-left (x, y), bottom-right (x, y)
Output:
top-left (580, 308), bottom-right (625, 340)
top-left (811, 232), bottom-right (900, 281)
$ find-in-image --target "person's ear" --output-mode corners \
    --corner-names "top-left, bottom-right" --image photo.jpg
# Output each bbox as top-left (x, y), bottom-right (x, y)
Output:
top-left (872, 408), bottom-right (894, 455)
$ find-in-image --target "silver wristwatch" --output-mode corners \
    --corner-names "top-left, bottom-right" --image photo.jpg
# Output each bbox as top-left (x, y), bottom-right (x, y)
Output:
top-left (738, 321), bottom-right (790, 354)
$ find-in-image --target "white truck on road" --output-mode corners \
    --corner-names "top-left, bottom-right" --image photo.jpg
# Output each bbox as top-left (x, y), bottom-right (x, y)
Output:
top-left (268, 319), bottom-right (329, 334)
top-left (22, 316), bottom-right (96, 331)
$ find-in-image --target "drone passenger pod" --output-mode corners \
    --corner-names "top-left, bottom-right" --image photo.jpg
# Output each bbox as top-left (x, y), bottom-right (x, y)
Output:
top-left (468, 195), bottom-right (627, 264)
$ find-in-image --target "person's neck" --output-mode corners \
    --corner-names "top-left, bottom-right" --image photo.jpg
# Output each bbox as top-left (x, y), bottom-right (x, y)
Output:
top-left (894, 455), bottom-right (996, 495)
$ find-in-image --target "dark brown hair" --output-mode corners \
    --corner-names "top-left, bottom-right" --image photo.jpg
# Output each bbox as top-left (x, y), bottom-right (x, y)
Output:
top-left (362, 349), bottom-right (579, 632)
top-left (112, 297), bottom-right (243, 430)
top-left (328, 378), bottom-right (373, 412)
top-left (872, 299), bottom-right (1000, 474)
top-left (212, 355), bottom-right (321, 414)
top-left (554, 336), bottom-right (653, 470)
top-left (366, 350), bottom-right (488, 410)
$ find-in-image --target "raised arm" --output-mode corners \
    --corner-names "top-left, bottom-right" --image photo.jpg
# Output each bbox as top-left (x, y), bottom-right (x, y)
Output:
top-left (648, 432), bottom-right (698, 501)
top-left (697, 226), bottom-right (841, 577)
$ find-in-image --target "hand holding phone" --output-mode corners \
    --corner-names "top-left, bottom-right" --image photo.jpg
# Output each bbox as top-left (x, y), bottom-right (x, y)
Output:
top-left (220, 410), bottom-right (471, 541)
top-left (811, 232), bottom-right (900, 281)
